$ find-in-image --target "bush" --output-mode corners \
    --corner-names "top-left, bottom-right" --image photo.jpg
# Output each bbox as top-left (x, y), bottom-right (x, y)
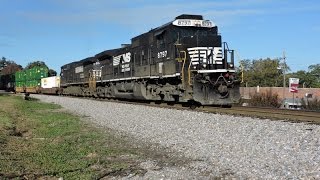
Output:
top-left (302, 97), bottom-right (320, 111)
top-left (249, 90), bottom-right (280, 108)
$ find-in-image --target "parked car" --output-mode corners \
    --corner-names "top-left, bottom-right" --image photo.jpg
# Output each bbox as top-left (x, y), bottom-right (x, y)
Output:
top-left (280, 98), bottom-right (303, 110)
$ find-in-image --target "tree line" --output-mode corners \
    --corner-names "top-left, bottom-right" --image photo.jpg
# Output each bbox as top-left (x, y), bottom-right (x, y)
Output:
top-left (238, 58), bottom-right (320, 88)
top-left (0, 57), bottom-right (57, 76)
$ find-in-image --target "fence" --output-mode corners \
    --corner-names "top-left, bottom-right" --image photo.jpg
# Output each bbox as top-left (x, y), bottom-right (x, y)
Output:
top-left (240, 87), bottom-right (320, 100)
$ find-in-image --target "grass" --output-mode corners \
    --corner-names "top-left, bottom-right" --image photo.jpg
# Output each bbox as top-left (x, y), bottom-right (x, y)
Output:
top-left (0, 95), bottom-right (146, 179)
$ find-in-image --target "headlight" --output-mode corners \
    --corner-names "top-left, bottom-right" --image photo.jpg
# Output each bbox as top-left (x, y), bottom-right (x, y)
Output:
top-left (203, 64), bottom-right (207, 68)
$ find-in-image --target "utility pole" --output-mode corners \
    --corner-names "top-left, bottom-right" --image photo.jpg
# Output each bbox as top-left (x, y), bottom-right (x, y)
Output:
top-left (282, 51), bottom-right (286, 99)
top-left (235, 51), bottom-right (244, 83)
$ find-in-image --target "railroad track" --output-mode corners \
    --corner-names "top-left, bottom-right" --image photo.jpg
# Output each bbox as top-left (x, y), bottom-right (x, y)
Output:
top-left (200, 106), bottom-right (320, 125)
top-left (23, 93), bottom-right (320, 125)
top-left (93, 97), bottom-right (320, 125)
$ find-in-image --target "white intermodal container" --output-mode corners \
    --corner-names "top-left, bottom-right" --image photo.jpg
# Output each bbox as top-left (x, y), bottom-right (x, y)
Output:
top-left (41, 76), bottom-right (61, 89)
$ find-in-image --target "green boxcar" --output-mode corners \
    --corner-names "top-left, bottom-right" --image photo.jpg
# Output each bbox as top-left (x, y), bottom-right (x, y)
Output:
top-left (25, 80), bottom-right (41, 88)
top-left (16, 81), bottom-right (20, 87)
top-left (15, 67), bottom-right (49, 91)
top-left (16, 81), bottom-right (25, 87)
top-left (35, 67), bottom-right (48, 80)
top-left (25, 68), bottom-right (35, 81)
top-left (25, 67), bottom-right (48, 81)
top-left (25, 81), bottom-right (31, 88)
top-left (25, 69), bottom-right (32, 81)
top-left (15, 71), bottom-right (26, 82)
top-left (25, 80), bottom-right (30, 87)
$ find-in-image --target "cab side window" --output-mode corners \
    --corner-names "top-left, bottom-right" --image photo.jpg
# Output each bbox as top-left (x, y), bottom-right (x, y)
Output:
top-left (156, 32), bottom-right (166, 49)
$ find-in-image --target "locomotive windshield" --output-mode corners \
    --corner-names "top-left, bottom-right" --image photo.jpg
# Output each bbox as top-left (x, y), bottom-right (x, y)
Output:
top-left (176, 27), bottom-right (217, 38)
top-left (171, 26), bottom-right (220, 47)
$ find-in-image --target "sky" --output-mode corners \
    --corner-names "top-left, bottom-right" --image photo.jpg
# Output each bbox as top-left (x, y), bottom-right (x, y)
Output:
top-left (0, 0), bottom-right (319, 73)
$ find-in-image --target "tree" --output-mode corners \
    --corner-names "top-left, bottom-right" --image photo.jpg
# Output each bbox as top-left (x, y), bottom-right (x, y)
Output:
top-left (0, 57), bottom-right (15, 71)
top-left (48, 69), bottom-right (57, 76)
top-left (0, 57), bottom-right (23, 75)
top-left (25, 61), bottom-right (47, 69)
top-left (309, 64), bottom-right (320, 72)
top-left (290, 64), bottom-right (320, 88)
top-left (1, 63), bottom-right (23, 75)
top-left (0, 57), bottom-right (7, 70)
top-left (238, 58), bottom-right (289, 87)
top-left (308, 64), bottom-right (320, 87)
top-left (309, 64), bottom-right (320, 85)
top-left (25, 61), bottom-right (57, 77)
top-left (289, 70), bottom-right (310, 88)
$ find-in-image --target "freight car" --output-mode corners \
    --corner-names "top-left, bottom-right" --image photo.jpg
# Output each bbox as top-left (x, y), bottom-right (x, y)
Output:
top-left (0, 74), bottom-right (15, 92)
top-left (15, 67), bottom-right (49, 93)
top-left (61, 14), bottom-right (240, 106)
top-left (40, 76), bottom-right (61, 94)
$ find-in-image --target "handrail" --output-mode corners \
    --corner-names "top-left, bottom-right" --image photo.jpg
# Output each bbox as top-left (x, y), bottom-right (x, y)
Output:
top-left (179, 51), bottom-right (187, 87)
top-left (188, 61), bottom-right (193, 86)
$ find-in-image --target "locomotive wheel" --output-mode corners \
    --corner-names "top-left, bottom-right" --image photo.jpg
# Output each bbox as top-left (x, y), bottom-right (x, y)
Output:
top-left (188, 100), bottom-right (200, 109)
top-left (221, 104), bottom-right (232, 108)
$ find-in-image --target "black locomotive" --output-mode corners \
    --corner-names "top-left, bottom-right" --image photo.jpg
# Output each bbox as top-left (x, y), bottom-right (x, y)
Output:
top-left (61, 14), bottom-right (240, 106)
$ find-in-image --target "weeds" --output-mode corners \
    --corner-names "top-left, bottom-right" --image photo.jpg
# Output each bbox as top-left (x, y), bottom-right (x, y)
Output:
top-left (248, 90), bottom-right (280, 108)
top-left (301, 97), bottom-right (320, 111)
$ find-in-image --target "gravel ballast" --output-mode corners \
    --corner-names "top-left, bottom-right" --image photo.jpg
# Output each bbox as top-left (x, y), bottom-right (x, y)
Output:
top-left (31, 95), bottom-right (320, 179)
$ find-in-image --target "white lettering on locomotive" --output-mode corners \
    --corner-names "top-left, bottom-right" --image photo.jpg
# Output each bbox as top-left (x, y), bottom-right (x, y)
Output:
top-left (113, 52), bottom-right (131, 72)
top-left (157, 50), bottom-right (167, 58)
top-left (187, 47), bottom-right (223, 65)
top-left (172, 19), bottom-right (215, 28)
